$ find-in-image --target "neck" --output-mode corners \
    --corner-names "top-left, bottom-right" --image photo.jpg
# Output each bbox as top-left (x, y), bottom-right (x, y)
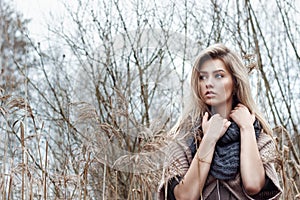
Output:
top-left (211, 103), bottom-right (232, 119)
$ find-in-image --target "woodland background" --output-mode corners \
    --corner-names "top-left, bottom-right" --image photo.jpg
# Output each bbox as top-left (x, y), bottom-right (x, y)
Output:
top-left (0, 0), bottom-right (299, 199)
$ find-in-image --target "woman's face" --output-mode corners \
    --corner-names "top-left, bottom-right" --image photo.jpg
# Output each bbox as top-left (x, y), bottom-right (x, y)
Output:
top-left (198, 59), bottom-right (234, 110)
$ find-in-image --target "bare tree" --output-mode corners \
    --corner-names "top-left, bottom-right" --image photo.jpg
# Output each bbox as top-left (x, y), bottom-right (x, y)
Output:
top-left (1, 0), bottom-right (299, 199)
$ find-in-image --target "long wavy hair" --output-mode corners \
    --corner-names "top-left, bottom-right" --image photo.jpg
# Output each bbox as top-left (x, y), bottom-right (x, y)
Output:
top-left (173, 43), bottom-right (272, 136)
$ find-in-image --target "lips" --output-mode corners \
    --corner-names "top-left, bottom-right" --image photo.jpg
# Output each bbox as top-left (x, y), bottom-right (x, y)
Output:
top-left (205, 91), bottom-right (216, 95)
top-left (205, 91), bottom-right (216, 97)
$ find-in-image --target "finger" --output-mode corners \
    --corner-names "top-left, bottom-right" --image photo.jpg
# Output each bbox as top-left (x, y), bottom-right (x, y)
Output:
top-left (251, 114), bottom-right (256, 123)
top-left (221, 120), bottom-right (231, 134)
top-left (237, 104), bottom-right (248, 111)
top-left (225, 120), bottom-right (231, 129)
top-left (229, 110), bottom-right (236, 117)
top-left (239, 104), bottom-right (249, 111)
top-left (237, 103), bottom-right (245, 107)
top-left (233, 105), bottom-right (240, 110)
top-left (202, 112), bottom-right (208, 126)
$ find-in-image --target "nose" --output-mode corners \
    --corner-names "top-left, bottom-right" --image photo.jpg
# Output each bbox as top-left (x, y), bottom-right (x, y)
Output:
top-left (205, 77), bottom-right (214, 88)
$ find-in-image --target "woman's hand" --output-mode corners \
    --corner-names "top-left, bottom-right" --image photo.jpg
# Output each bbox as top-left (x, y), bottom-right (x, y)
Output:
top-left (229, 103), bottom-right (255, 130)
top-left (230, 104), bottom-right (265, 195)
top-left (202, 112), bottom-right (231, 142)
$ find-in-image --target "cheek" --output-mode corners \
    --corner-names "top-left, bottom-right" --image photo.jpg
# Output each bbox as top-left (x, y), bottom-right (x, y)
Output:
top-left (224, 80), bottom-right (234, 95)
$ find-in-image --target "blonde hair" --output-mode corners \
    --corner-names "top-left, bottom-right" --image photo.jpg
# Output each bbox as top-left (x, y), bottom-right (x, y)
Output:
top-left (175, 43), bottom-right (272, 136)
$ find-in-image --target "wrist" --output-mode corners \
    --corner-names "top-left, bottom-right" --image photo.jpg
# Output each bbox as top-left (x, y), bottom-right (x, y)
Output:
top-left (239, 124), bottom-right (254, 131)
top-left (202, 134), bottom-right (218, 145)
top-left (240, 125), bottom-right (256, 140)
top-left (196, 150), bottom-right (212, 164)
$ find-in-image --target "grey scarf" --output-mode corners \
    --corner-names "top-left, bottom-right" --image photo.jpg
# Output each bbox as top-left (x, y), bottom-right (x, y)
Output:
top-left (189, 119), bottom-right (261, 180)
top-left (209, 119), bottom-right (261, 180)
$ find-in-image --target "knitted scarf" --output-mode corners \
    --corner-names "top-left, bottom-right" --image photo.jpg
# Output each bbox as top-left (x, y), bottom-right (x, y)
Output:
top-left (209, 119), bottom-right (261, 180)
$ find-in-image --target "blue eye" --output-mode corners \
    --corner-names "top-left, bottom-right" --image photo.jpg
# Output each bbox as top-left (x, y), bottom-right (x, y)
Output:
top-left (215, 74), bottom-right (223, 79)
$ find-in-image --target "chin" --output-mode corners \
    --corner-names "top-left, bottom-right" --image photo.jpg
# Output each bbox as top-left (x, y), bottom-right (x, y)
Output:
top-left (205, 100), bottom-right (217, 106)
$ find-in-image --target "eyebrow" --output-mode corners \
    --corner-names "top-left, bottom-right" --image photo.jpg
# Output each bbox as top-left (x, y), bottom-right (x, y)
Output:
top-left (199, 69), bottom-right (226, 74)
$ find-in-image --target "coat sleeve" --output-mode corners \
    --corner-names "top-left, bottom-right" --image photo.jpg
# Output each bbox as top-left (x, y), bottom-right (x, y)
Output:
top-left (244, 133), bottom-right (282, 200)
top-left (157, 133), bottom-right (193, 200)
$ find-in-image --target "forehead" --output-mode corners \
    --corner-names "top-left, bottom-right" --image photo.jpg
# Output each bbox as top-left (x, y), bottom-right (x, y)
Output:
top-left (199, 59), bottom-right (228, 72)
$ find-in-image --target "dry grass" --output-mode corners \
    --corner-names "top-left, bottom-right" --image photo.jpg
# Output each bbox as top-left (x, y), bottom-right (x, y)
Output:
top-left (273, 126), bottom-right (300, 199)
top-left (0, 94), bottom-right (299, 199)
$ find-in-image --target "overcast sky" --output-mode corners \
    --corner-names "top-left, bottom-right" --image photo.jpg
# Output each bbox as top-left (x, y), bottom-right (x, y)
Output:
top-left (13, 0), bottom-right (67, 39)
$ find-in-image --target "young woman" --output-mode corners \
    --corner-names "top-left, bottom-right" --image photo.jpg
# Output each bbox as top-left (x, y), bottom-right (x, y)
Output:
top-left (158, 44), bottom-right (281, 200)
